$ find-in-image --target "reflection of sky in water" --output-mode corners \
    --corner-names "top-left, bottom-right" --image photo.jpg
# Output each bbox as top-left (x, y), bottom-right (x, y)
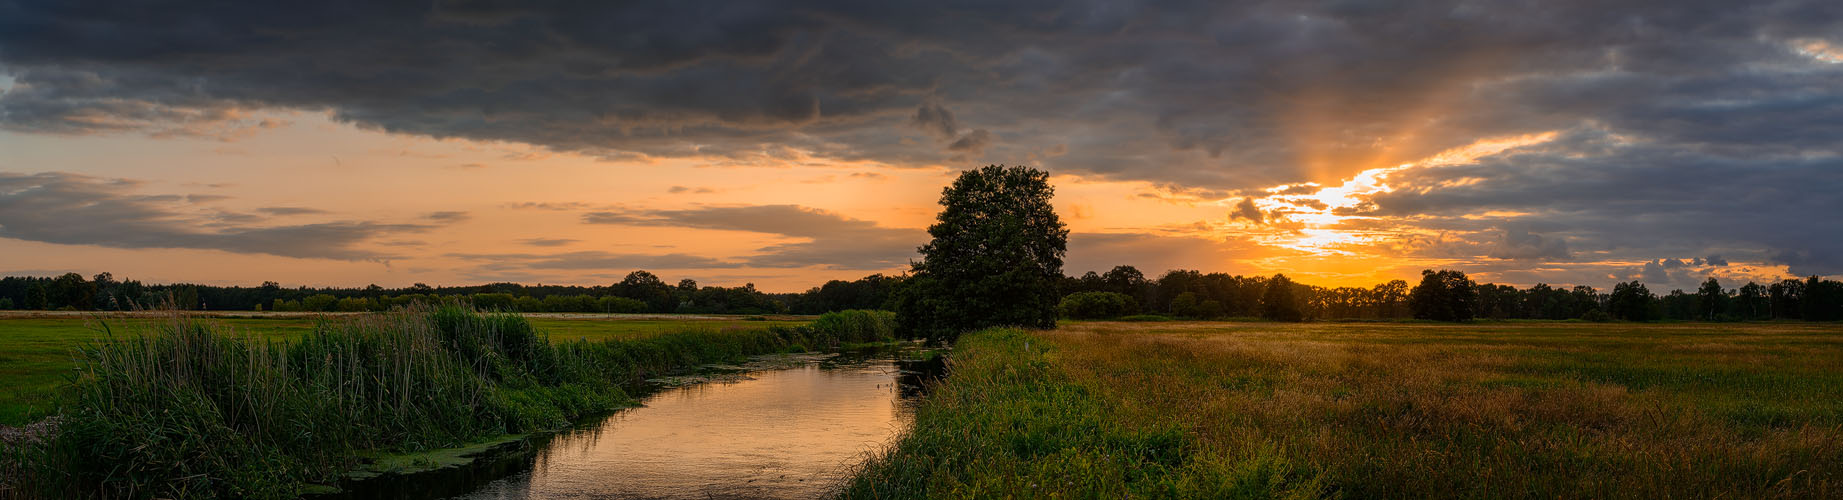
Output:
top-left (456, 361), bottom-right (912, 499)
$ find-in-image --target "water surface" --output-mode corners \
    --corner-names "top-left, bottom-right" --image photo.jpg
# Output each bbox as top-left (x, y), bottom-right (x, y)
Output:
top-left (450, 354), bottom-right (914, 499)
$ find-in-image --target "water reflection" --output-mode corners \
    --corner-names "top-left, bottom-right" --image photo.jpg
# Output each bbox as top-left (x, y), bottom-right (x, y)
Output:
top-left (452, 355), bottom-right (915, 499)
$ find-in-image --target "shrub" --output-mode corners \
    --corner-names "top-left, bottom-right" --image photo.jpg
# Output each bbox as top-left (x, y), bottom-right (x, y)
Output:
top-left (805, 310), bottom-right (900, 346)
top-left (1058, 291), bottom-right (1138, 319)
top-left (1169, 292), bottom-right (1225, 319)
top-left (596, 296), bottom-right (648, 313)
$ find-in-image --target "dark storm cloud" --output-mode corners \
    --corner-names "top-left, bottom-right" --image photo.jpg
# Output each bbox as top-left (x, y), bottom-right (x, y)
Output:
top-left (910, 99), bottom-right (959, 141)
top-left (3, 1), bottom-right (1829, 179)
top-left (1489, 228), bottom-right (1571, 261)
top-left (584, 205), bottom-right (921, 270)
top-left (1228, 198), bottom-right (1265, 224)
top-left (1356, 127), bottom-right (1843, 274)
top-left (0, 171), bottom-right (431, 260)
top-left (947, 129), bottom-right (994, 153)
top-left (3, 0), bottom-right (1842, 274)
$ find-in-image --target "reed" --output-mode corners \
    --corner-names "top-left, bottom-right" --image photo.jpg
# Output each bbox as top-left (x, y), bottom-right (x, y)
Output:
top-left (7, 304), bottom-right (898, 499)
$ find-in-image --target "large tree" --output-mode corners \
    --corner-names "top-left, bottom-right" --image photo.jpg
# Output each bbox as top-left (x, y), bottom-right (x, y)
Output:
top-left (1409, 269), bottom-right (1477, 321)
top-left (1696, 277), bottom-right (1727, 321)
top-left (898, 165), bottom-right (1068, 344)
top-left (1608, 280), bottom-right (1658, 321)
top-left (1260, 274), bottom-right (1304, 322)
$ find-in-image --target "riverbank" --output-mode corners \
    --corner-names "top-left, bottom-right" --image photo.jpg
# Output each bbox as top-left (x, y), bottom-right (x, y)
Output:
top-left (844, 322), bottom-right (1843, 498)
top-left (0, 313), bottom-right (810, 426)
top-left (329, 347), bottom-right (920, 500)
top-left (1, 307), bottom-right (895, 499)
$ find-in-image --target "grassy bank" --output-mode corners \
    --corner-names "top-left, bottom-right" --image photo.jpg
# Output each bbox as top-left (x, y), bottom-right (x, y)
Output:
top-left (846, 322), bottom-right (1843, 498)
top-left (0, 315), bottom-right (804, 426)
top-left (1, 307), bottom-right (893, 499)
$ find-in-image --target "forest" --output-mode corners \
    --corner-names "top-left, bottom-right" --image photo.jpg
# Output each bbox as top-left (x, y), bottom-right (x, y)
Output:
top-left (3, 265), bottom-right (1839, 322)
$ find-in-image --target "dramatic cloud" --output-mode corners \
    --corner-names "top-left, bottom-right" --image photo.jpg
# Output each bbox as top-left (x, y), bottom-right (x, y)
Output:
top-left (1352, 128), bottom-right (1843, 275)
top-left (910, 99), bottom-right (959, 141)
top-left (0, 171), bottom-right (430, 260)
top-left (1489, 228), bottom-right (1571, 261)
top-left (1064, 232), bottom-right (1266, 277)
top-left (584, 205), bottom-right (921, 270)
top-left (3, 1), bottom-right (1841, 285)
top-left (1228, 198), bottom-right (1265, 224)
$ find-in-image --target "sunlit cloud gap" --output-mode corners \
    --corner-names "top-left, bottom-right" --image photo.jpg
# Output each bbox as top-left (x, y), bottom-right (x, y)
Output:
top-left (1242, 131), bottom-right (1562, 255)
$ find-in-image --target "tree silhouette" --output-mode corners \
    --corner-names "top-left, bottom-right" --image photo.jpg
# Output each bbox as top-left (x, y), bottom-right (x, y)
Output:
top-left (897, 165), bottom-right (1068, 344)
top-left (1608, 281), bottom-right (1658, 321)
top-left (1409, 269), bottom-right (1477, 321)
top-left (1260, 274), bottom-right (1303, 321)
top-left (1696, 277), bottom-right (1726, 321)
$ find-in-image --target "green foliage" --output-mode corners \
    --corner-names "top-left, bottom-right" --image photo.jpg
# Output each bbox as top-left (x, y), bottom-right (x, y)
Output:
top-left (1058, 291), bottom-right (1139, 319)
top-left (784, 274), bottom-right (906, 314)
top-left (597, 296), bottom-right (649, 313)
top-left (1579, 309), bottom-right (1614, 322)
top-left (1168, 291), bottom-right (1225, 319)
top-left (614, 271), bottom-right (678, 312)
top-left (1260, 274), bottom-right (1305, 322)
top-left (1409, 269), bottom-right (1478, 322)
top-left (11, 306), bottom-right (868, 498)
top-left (1696, 277), bottom-right (1727, 321)
top-left (808, 310), bottom-right (898, 344)
top-left (842, 329), bottom-right (1323, 499)
top-left (1609, 280), bottom-right (1659, 321)
top-left (899, 165), bottom-right (1069, 344)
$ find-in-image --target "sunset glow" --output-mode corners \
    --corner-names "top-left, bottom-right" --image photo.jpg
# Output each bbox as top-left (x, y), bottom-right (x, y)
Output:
top-left (0, 4), bottom-right (1838, 293)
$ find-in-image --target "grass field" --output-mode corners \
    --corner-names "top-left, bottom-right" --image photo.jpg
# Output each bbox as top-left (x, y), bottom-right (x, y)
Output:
top-left (0, 314), bottom-right (806, 425)
top-left (846, 321), bottom-right (1843, 499)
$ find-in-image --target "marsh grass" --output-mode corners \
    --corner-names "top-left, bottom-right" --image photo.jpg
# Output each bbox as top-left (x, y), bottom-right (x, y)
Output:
top-left (847, 322), bottom-right (1843, 499)
top-left (843, 328), bottom-right (1323, 499)
top-left (4, 304), bottom-right (898, 499)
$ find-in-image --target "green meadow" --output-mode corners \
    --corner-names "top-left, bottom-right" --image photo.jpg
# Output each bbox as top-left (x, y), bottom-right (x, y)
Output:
top-left (845, 321), bottom-right (1843, 499)
top-left (0, 314), bottom-right (805, 425)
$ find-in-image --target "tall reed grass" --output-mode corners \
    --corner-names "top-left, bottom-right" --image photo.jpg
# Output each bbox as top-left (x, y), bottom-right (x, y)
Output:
top-left (5, 304), bottom-right (898, 499)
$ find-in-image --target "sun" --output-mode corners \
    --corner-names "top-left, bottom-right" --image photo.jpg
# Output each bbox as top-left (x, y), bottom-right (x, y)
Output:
top-left (1239, 131), bottom-right (1562, 256)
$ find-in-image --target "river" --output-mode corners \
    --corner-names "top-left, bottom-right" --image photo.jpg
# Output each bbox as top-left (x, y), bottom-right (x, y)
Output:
top-left (330, 350), bottom-right (923, 499)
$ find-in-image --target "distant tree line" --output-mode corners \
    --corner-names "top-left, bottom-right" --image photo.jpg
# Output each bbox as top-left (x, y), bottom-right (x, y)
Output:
top-left (3, 267), bottom-right (1839, 322)
top-left (0, 271), bottom-right (782, 315)
top-left (1050, 265), bottom-right (1843, 322)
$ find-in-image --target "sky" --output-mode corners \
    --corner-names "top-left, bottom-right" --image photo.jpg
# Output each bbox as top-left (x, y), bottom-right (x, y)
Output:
top-left (1, 1), bottom-right (1841, 293)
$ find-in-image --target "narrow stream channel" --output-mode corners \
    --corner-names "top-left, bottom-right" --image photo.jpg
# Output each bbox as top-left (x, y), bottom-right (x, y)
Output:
top-left (331, 350), bottom-right (923, 499)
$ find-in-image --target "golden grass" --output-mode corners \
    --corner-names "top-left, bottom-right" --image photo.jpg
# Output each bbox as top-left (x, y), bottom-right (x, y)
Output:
top-left (1042, 321), bottom-right (1843, 498)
